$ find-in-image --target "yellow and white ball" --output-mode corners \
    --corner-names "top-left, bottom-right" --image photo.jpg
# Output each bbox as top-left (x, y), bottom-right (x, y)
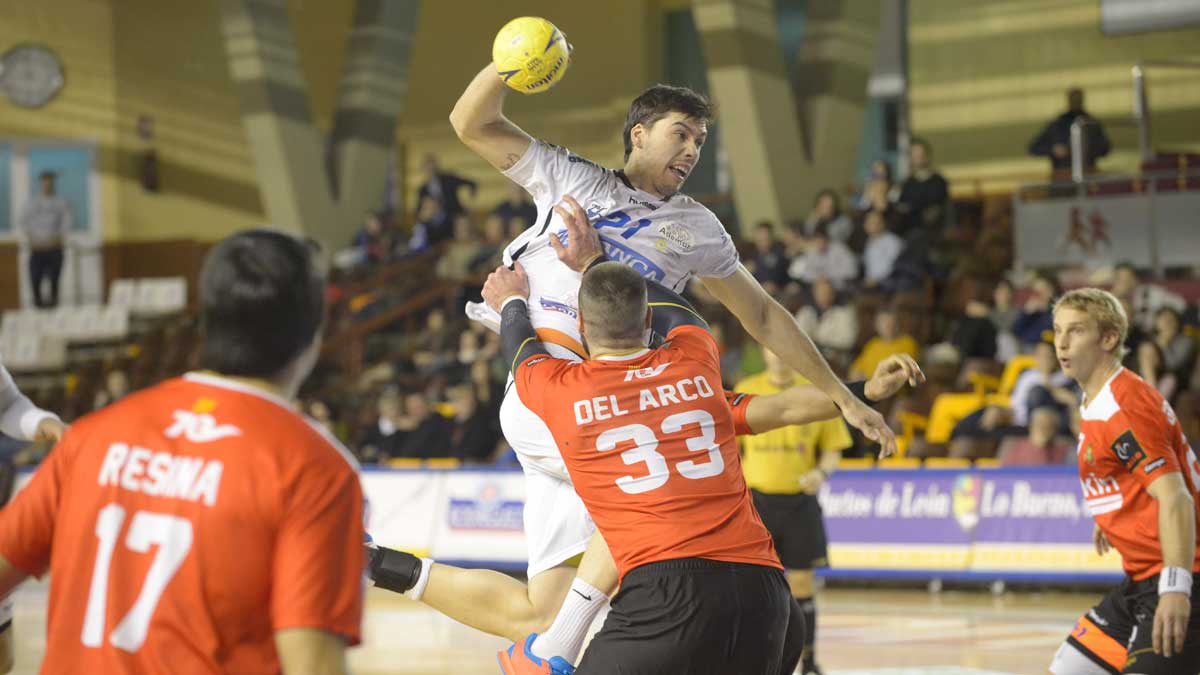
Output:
top-left (492, 17), bottom-right (571, 95)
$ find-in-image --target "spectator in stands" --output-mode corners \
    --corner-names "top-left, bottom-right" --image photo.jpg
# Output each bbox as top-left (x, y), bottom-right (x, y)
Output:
top-left (803, 189), bottom-right (853, 244)
top-left (360, 386), bottom-right (407, 463)
top-left (469, 214), bottom-right (508, 272)
top-left (1138, 307), bottom-right (1197, 402)
top-left (1008, 339), bottom-right (1076, 428)
top-left (1110, 262), bottom-right (1187, 334)
top-left (436, 213), bottom-right (486, 281)
top-left (446, 384), bottom-right (501, 462)
top-left (861, 210), bottom-right (903, 289)
top-left (19, 171), bottom-right (73, 308)
top-left (788, 226), bottom-right (858, 290)
top-left (416, 153), bottom-right (476, 220)
top-left (91, 369), bottom-right (130, 411)
top-left (1028, 87), bottom-right (1111, 174)
top-left (990, 278), bottom-right (1021, 361)
top-left (306, 399), bottom-right (343, 441)
top-left (491, 182), bottom-right (538, 235)
top-left (997, 406), bottom-right (1075, 466)
top-left (795, 278), bottom-right (859, 357)
top-left (407, 195), bottom-right (453, 254)
top-left (395, 390), bottom-right (451, 459)
top-left (351, 211), bottom-right (394, 266)
top-left (849, 308), bottom-right (919, 381)
top-left (749, 221), bottom-right (790, 293)
top-left (1012, 273), bottom-right (1060, 347)
top-left (854, 159), bottom-right (893, 214)
top-left (893, 138), bottom-right (949, 238)
top-left (410, 308), bottom-right (455, 375)
top-left (945, 293), bottom-right (998, 361)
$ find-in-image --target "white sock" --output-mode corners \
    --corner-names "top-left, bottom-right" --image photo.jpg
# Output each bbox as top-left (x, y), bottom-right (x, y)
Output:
top-left (404, 558), bottom-right (434, 602)
top-left (531, 578), bottom-right (607, 663)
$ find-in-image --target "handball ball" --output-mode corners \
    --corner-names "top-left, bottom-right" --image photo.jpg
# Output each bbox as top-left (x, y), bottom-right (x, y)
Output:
top-left (493, 17), bottom-right (571, 95)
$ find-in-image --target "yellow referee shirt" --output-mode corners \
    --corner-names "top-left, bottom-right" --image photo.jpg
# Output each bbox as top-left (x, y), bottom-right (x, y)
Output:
top-left (735, 371), bottom-right (852, 494)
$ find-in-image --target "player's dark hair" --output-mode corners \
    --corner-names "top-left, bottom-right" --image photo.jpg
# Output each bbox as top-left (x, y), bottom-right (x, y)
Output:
top-left (579, 262), bottom-right (648, 346)
top-left (623, 85), bottom-right (714, 160)
top-left (198, 230), bottom-right (325, 379)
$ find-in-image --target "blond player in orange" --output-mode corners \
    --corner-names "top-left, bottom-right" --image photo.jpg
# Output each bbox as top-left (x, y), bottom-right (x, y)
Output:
top-left (0, 230), bottom-right (365, 674)
top-left (1049, 288), bottom-right (1200, 675)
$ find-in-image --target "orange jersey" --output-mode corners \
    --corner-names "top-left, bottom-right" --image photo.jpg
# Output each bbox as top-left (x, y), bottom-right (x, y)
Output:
top-left (0, 373), bottom-right (365, 674)
top-left (1077, 367), bottom-right (1200, 580)
top-left (514, 325), bottom-right (780, 580)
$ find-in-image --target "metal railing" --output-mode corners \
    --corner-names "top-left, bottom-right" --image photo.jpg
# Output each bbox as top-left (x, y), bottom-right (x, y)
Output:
top-left (1131, 59), bottom-right (1200, 161)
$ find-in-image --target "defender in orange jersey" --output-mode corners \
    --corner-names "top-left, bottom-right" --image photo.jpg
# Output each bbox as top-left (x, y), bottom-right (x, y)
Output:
top-left (489, 260), bottom-right (805, 675)
top-left (0, 231), bottom-right (365, 675)
top-left (1049, 287), bottom-right (1200, 675)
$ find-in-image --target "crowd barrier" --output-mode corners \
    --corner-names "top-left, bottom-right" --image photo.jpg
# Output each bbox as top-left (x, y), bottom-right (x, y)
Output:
top-left (364, 465), bottom-right (1123, 584)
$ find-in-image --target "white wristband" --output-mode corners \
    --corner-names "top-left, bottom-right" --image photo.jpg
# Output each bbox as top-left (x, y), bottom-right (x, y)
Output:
top-left (1158, 566), bottom-right (1193, 596)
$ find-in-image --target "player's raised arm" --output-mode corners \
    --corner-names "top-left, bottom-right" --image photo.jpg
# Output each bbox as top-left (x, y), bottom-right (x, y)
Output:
top-left (700, 267), bottom-right (897, 456)
top-left (449, 64), bottom-right (534, 172)
top-left (738, 354), bottom-right (923, 434)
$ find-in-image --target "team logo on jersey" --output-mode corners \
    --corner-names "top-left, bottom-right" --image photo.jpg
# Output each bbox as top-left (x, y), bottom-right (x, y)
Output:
top-left (657, 222), bottom-right (695, 252)
top-left (623, 363), bottom-right (671, 381)
top-left (1085, 445), bottom-right (1094, 464)
top-left (165, 410), bottom-right (243, 443)
top-left (539, 297), bottom-right (578, 318)
top-left (1110, 430), bottom-right (1146, 470)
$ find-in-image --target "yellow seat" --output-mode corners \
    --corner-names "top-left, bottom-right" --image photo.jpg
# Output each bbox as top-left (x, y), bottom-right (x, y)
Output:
top-left (924, 457), bottom-right (971, 469)
top-left (424, 458), bottom-right (461, 469)
top-left (388, 458), bottom-right (423, 468)
top-left (925, 392), bottom-right (986, 444)
top-left (975, 457), bottom-right (1003, 468)
top-left (838, 457), bottom-right (876, 470)
top-left (895, 411), bottom-right (929, 458)
top-left (878, 457), bottom-right (922, 469)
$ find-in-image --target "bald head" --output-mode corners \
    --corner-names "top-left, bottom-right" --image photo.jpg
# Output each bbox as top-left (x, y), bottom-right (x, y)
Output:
top-left (578, 262), bottom-right (649, 349)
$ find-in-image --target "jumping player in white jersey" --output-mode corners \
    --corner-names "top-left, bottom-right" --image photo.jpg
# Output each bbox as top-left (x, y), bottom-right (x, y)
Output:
top-left (369, 48), bottom-right (898, 673)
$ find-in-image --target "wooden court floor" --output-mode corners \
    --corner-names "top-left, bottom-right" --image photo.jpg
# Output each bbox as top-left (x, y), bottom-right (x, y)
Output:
top-left (8, 581), bottom-right (1094, 674)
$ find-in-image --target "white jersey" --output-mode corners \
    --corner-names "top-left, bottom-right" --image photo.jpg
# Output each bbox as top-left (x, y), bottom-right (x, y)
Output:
top-left (466, 139), bottom-right (740, 358)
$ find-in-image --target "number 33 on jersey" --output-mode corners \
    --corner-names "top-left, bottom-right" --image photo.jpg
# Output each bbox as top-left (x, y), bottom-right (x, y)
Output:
top-left (513, 325), bottom-right (780, 579)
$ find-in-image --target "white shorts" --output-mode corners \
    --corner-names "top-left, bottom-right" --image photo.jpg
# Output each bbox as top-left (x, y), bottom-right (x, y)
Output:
top-left (501, 365), bottom-right (596, 578)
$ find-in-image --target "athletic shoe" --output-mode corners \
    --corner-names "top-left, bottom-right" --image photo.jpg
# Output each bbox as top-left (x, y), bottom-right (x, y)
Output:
top-left (497, 634), bottom-right (575, 675)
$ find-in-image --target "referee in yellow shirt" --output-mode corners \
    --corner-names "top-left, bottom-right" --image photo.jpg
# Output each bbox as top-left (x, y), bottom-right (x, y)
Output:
top-left (737, 349), bottom-right (851, 675)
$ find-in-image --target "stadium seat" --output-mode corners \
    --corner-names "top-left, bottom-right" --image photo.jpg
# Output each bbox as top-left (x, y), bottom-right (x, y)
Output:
top-left (924, 457), bottom-right (971, 469)
top-left (877, 457), bottom-right (922, 469)
top-left (838, 457), bottom-right (876, 470)
top-left (424, 458), bottom-right (461, 469)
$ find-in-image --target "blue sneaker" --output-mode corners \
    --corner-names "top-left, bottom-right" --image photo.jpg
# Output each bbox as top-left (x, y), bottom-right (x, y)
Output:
top-left (497, 634), bottom-right (575, 675)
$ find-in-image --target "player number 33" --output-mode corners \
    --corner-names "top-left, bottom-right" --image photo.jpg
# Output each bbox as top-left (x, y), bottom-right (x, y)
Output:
top-left (599, 409), bottom-right (725, 494)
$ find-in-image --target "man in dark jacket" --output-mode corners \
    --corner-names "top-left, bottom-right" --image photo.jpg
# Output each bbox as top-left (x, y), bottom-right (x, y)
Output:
top-left (1029, 88), bottom-right (1110, 173)
top-left (416, 154), bottom-right (477, 220)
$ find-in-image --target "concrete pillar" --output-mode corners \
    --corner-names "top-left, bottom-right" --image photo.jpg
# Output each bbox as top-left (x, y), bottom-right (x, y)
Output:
top-left (219, 0), bottom-right (418, 249)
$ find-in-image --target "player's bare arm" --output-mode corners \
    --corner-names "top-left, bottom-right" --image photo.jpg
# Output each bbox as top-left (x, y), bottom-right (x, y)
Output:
top-left (1147, 472), bottom-right (1196, 658)
top-left (0, 557), bottom-right (28, 600)
top-left (274, 628), bottom-right (348, 675)
top-left (744, 354), bottom-right (923, 434)
top-left (700, 268), bottom-right (897, 456)
top-left (449, 64), bottom-right (534, 172)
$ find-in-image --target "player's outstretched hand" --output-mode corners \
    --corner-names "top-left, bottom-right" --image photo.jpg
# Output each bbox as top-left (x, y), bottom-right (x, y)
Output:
top-left (841, 398), bottom-right (897, 458)
top-left (864, 354), bottom-right (925, 402)
top-left (1154, 592), bottom-right (1191, 658)
top-left (33, 418), bottom-right (66, 443)
top-left (1092, 523), bottom-right (1111, 556)
top-left (549, 195), bottom-right (604, 272)
top-left (482, 262), bottom-right (530, 312)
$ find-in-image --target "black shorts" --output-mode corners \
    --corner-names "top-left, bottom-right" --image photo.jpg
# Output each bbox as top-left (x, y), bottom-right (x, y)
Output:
top-left (751, 490), bottom-right (828, 570)
top-left (575, 558), bottom-right (801, 675)
top-left (1060, 572), bottom-right (1200, 674)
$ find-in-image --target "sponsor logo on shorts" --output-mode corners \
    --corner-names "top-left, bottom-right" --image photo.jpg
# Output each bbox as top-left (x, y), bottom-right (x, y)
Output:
top-left (538, 297), bottom-right (577, 318)
top-left (1110, 430), bottom-right (1146, 470)
top-left (1144, 457), bottom-right (1167, 474)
